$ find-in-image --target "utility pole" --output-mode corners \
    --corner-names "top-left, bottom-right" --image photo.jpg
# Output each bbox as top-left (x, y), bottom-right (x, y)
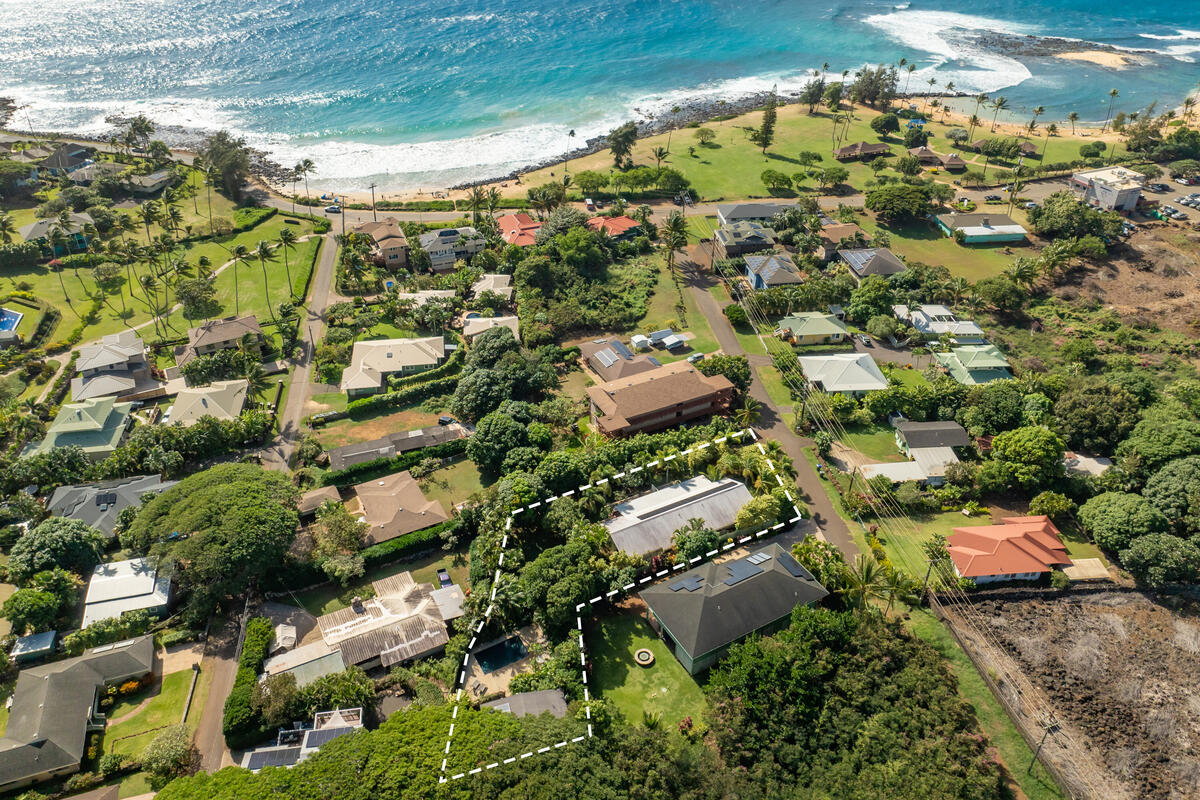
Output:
top-left (1006, 156), bottom-right (1024, 217)
top-left (1027, 719), bottom-right (1059, 774)
top-left (340, 195), bottom-right (346, 237)
top-left (369, 182), bottom-right (378, 222)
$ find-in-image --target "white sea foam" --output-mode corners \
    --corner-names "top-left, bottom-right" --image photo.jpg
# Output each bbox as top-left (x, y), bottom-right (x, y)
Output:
top-left (1138, 30), bottom-right (1200, 41)
top-left (861, 10), bottom-right (1035, 94)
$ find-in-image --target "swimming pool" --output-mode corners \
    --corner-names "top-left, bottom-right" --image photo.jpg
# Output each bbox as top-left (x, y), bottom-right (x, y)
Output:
top-left (0, 308), bottom-right (23, 332)
top-left (475, 636), bottom-right (527, 674)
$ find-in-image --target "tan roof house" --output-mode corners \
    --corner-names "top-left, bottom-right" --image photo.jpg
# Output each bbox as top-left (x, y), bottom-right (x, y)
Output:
top-left (72, 330), bottom-right (153, 401)
top-left (175, 315), bottom-right (263, 367)
top-left (350, 471), bottom-right (450, 545)
top-left (471, 273), bottom-right (514, 301)
top-left (463, 315), bottom-right (520, 343)
top-left (586, 361), bottom-right (734, 437)
top-left (353, 218), bottom-right (409, 267)
top-left (340, 336), bottom-right (447, 397)
top-left (167, 379), bottom-right (249, 425)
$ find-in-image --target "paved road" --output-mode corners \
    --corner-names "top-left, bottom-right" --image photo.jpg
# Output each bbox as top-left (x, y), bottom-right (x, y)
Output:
top-left (680, 258), bottom-right (858, 558)
top-left (261, 231), bottom-right (338, 471)
top-left (193, 620), bottom-right (240, 772)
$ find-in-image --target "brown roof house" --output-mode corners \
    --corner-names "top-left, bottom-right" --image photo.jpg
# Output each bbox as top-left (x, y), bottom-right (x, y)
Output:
top-left (340, 336), bottom-right (447, 397)
top-left (946, 516), bottom-right (1071, 584)
top-left (908, 145), bottom-right (941, 165)
top-left (833, 141), bottom-right (891, 161)
top-left (175, 315), bottom-right (264, 367)
top-left (353, 218), bottom-right (409, 267)
top-left (837, 247), bottom-right (907, 285)
top-left (578, 338), bottom-right (661, 381)
top-left (350, 470), bottom-right (449, 546)
top-left (940, 152), bottom-right (967, 170)
top-left (818, 222), bottom-right (868, 261)
top-left (586, 360), bottom-right (734, 437)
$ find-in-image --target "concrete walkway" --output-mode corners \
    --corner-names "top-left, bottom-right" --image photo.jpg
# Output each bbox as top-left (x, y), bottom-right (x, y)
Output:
top-left (680, 260), bottom-right (858, 558)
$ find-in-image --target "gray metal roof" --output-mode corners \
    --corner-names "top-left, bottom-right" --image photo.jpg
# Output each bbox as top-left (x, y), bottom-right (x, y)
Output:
top-left (838, 248), bottom-right (906, 278)
top-left (47, 475), bottom-right (177, 538)
top-left (894, 420), bottom-right (970, 449)
top-left (641, 545), bottom-right (827, 661)
top-left (605, 476), bottom-right (752, 556)
top-left (326, 424), bottom-right (467, 471)
top-left (482, 689), bottom-right (567, 719)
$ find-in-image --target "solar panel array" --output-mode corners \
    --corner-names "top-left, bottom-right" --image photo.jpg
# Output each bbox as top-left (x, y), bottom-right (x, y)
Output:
top-left (722, 559), bottom-right (764, 586)
top-left (304, 726), bottom-right (356, 749)
top-left (594, 349), bottom-right (618, 368)
top-left (246, 747), bottom-right (302, 770)
top-left (669, 574), bottom-right (704, 592)
top-left (96, 492), bottom-right (118, 506)
top-left (777, 552), bottom-right (815, 580)
top-left (611, 340), bottom-right (634, 359)
top-left (745, 551), bottom-right (771, 565)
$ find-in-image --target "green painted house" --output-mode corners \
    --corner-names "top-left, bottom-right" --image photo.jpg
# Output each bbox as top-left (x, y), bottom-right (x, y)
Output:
top-left (775, 312), bottom-right (848, 346)
top-left (933, 344), bottom-right (1012, 385)
top-left (25, 397), bottom-right (135, 462)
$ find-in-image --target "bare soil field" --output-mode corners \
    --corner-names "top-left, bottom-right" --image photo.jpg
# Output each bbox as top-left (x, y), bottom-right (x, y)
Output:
top-left (1060, 224), bottom-right (1200, 334)
top-left (970, 588), bottom-right (1200, 800)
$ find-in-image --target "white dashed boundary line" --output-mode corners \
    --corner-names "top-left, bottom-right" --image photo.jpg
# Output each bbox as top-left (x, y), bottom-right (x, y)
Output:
top-left (438, 428), bottom-right (803, 782)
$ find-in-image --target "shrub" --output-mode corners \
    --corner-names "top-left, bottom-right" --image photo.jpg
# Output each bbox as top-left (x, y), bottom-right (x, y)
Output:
top-left (222, 617), bottom-right (275, 748)
top-left (321, 439), bottom-right (467, 488)
top-left (1078, 491), bottom-right (1168, 553)
top-left (345, 376), bottom-right (459, 416)
top-left (1120, 533), bottom-right (1200, 588)
top-left (359, 519), bottom-right (461, 567)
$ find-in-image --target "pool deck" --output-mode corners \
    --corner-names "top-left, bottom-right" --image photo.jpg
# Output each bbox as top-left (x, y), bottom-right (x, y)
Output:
top-left (463, 624), bottom-right (546, 698)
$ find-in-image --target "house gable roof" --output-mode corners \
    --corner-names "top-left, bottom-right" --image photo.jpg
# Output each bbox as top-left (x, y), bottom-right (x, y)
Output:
top-left (797, 353), bottom-right (888, 392)
top-left (604, 476), bottom-right (753, 556)
top-left (744, 253), bottom-right (802, 285)
top-left (351, 471), bottom-right (449, 545)
top-left (47, 475), bottom-right (176, 537)
top-left (947, 516), bottom-right (1071, 578)
top-left (776, 312), bottom-right (847, 338)
top-left (169, 379), bottom-right (249, 425)
top-left (585, 361), bottom-right (733, 428)
top-left (895, 420), bottom-right (970, 449)
top-left (838, 248), bottom-right (906, 279)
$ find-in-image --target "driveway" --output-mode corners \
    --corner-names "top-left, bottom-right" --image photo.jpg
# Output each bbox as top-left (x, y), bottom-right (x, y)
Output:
top-left (261, 231), bottom-right (338, 470)
top-left (193, 620), bottom-right (240, 772)
top-left (680, 259), bottom-right (858, 558)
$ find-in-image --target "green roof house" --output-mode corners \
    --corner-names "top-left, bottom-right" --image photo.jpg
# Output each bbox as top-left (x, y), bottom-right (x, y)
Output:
top-left (934, 344), bottom-right (1012, 385)
top-left (775, 312), bottom-right (848, 346)
top-left (25, 397), bottom-right (134, 461)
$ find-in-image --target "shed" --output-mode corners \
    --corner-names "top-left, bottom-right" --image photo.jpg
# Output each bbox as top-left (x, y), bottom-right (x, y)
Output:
top-left (631, 334), bottom-right (651, 351)
top-left (10, 631), bottom-right (56, 664)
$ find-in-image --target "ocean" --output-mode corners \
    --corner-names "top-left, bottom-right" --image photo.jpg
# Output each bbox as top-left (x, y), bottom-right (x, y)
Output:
top-left (2, 0), bottom-right (1198, 192)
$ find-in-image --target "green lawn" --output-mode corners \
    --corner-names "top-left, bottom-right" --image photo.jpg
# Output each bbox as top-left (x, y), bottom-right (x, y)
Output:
top-left (858, 213), bottom-right (1040, 282)
top-left (708, 284), bottom-right (767, 356)
top-left (642, 258), bottom-right (718, 360)
top-left (590, 610), bottom-right (707, 730)
top-left (842, 423), bottom-right (905, 463)
top-left (309, 391), bottom-right (349, 413)
top-left (755, 364), bottom-right (795, 408)
top-left (105, 666), bottom-right (210, 758)
top-left (884, 365), bottom-right (930, 388)
top-left (419, 459), bottom-right (487, 512)
top-left (905, 608), bottom-right (1065, 800)
top-left (315, 400), bottom-right (445, 450)
top-left (293, 548), bottom-right (471, 617)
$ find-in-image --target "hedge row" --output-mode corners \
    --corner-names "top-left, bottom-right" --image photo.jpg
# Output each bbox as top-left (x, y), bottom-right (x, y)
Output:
top-left (384, 347), bottom-right (464, 391)
top-left (232, 206), bottom-right (278, 230)
top-left (361, 518), bottom-right (461, 567)
top-left (222, 616), bottom-right (274, 749)
top-left (322, 438), bottom-right (468, 487)
top-left (344, 375), bottom-right (459, 416)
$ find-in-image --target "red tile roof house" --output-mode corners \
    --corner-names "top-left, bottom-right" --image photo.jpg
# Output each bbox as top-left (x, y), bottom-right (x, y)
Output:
top-left (586, 215), bottom-right (642, 241)
top-left (496, 213), bottom-right (541, 247)
top-left (946, 515), bottom-right (1072, 584)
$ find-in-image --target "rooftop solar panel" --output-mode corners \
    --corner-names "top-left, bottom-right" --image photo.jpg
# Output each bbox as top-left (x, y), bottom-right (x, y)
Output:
top-left (777, 552), bottom-right (816, 581)
top-left (611, 340), bottom-right (634, 359)
top-left (723, 560), bottom-right (764, 586)
top-left (304, 726), bottom-right (356, 749)
top-left (96, 492), bottom-right (118, 506)
top-left (277, 729), bottom-right (305, 746)
top-left (594, 349), bottom-right (618, 368)
top-left (246, 747), bottom-right (302, 770)
top-left (746, 551), bottom-right (771, 564)
top-left (669, 574), bottom-right (705, 592)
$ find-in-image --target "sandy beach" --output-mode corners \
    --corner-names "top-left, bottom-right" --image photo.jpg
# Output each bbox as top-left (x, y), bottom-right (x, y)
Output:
top-left (1055, 50), bottom-right (1143, 69)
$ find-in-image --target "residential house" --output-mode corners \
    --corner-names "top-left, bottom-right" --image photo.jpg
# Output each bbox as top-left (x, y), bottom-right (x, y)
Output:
top-left (861, 420), bottom-right (970, 486)
top-left (744, 252), bottom-right (803, 289)
top-left (417, 226), bottom-right (485, 271)
top-left (837, 247), bottom-right (906, 284)
top-left (10, 145), bottom-right (53, 165)
top-left (894, 420), bottom-right (970, 453)
top-left (128, 169), bottom-right (176, 195)
top-left (174, 315), bottom-right (264, 367)
top-left (430, 584), bottom-right (465, 622)
top-left (9, 632), bottom-right (56, 665)
top-left (36, 144), bottom-right (93, 177)
top-left (1071, 166), bottom-right (1144, 213)
top-left (934, 344), bottom-right (1012, 385)
top-left (82, 558), bottom-right (172, 628)
top-left (586, 360), bottom-right (734, 437)
top-left (25, 397), bottom-right (135, 461)
top-left (0, 636), bottom-right (155, 793)
top-left (47, 475), bottom-right (177, 539)
top-left (604, 476), bottom-right (753, 556)
top-left (1018, 141), bottom-right (1039, 157)
top-left (715, 201), bottom-right (795, 227)
top-left (641, 544), bottom-right (827, 674)
top-left (471, 273), bottom-right (513, 302)
top-left (462, 315), bottom-right (520, 344)
top-left (578, 338), bottom-right (661, 381)
top-left (935, 212), bottom-right (1028, 243)
top-left (892, 304), bottom-right (986, 344)
top-left (797, 353), bottom-right (888, 395)
top-left (340, 336), bottom-right (447, 397)
top-left (71, 330), bottom-right (152, 401)
top-left (392, 289), bottom-right (456, 308)
top-left (350, 471), bottom-right (449, 546)
top-left (325, 423), bottom-right (468, 471)
top-left (241, 708), bottom-right (364, 772)
top-left (18, 212), bottom-right (93, 257)
top-left (776, 312), bottom-right (848, 345)
top-left (714, 220), bottom-right (776, 258)
top-left (908, 145), bottom-right (941, 165)
top-left (353, 218), bottom-right (409, 267)
top-left (482, 690), bottom-right (567, 719)
top-left (818, 221), bottom-right (868, 261)
top-left (297, 485), bottom-right (342, 518)
top-left (833, 141), bottom-right (891, 161)
top-left (68, 161), bottom-right (126, 186)
top-left (166, 379), bottom-right (249, 426)
top-left (496, 213), bottom-right (542, 247)
top-left (586, 215), bottom-right (641, 240)
top-left (946, 516), bottom-right (1072, 583)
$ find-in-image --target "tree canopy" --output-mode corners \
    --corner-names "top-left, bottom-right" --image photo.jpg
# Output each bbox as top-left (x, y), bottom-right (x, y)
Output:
top-left (8, 518), bottom-right (105, 583)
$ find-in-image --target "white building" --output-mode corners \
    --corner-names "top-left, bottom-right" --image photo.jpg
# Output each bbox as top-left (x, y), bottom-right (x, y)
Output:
top-left (892, 304), bottom-right (986, 344)
top-left (797, 353), bottom-right (888, 395)
top-left (604, 476), bottom-right (753, 556)
top-left (82, 558), bottom-right (172, 628)
top-left (1072, 166), bottom-right (1144, 213)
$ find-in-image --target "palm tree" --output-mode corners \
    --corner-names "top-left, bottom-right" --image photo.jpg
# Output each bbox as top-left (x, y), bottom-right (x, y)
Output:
top-left (254, 240), bottom-right (277, 321)
top-left (1029, 105), bottom-right (1044, 134)
top-left (903, 63), bottom-right (917, 96)
top-left (989, 96), bottom-right (1009, 132)
top-left (465, 186), bottom-right (485, 225)
top-left (163, 204), bottom-right (184, 237)
top-left (0, 212), bottom-right (14, 243)
top-left (1183, 96), bottom-right (1196, 128)
top-left (924, 77), bottom-right (937, 115)
top-left (294, 158), bottom-right (316, 208)
top-left (632, 204), bottom-right (653, 228)
top-left (229, 244), bottom-right (251, 315)
top-left (1067, 111), bottom-right (1079, 135)
top-left (734, 396), bottom-right (762, 428)
top-left (661, 211), bottom-right (688, 279)
top-left (966, 114), bottom-right (981, 145)
top-left (277, 227), bottom-right (298, 298)
top-left (137, 200), bottom-right (161, 246)
top-left (650, 146), bottom-right (670, 170)
top-left (485, 187), bottom-right (501, 217)
top-left (242, 361), bottom-right (270, 402)
top-left (882, 567), bottom-right (920, 614)
top-left (140, 273), bottom-right (161, 336)
top-left (842, 555), bottom-right (887, 612)
top-left (1101, 89), bottom-right (1119, 134)
top-left (1004, 257), bottom-right (1039, 292)
top-left (946, 276), bottom-right (970, 309)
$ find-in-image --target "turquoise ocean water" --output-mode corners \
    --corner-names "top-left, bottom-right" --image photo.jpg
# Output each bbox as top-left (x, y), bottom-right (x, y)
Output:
top-left (1, 0), bottom-right (1198, 190)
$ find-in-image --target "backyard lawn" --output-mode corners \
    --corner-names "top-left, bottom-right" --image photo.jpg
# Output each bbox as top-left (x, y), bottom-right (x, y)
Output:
top-left (641, 259), bottom-right (719, 361)
top-left (293, 547), bottom-right (471, 616)
top-left (841, 423), bottom-right (905, 463)
top-left (755, 364), bottom-right (795, 408)
top-left (105, 665), bottom-right (212, 758)
top-left (857, 213), bottom-right (1040, 282)
top-left (590, 609), bottom-right (707, 730)
top-left (419, 459), bottom-right (487, 512)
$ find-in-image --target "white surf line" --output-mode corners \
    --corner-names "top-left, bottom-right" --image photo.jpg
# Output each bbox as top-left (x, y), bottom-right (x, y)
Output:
top-left (440, 428), bottom-right (803, 782)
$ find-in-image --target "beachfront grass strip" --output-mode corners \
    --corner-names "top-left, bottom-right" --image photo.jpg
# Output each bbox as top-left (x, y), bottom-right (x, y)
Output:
top-left (439, 428), bottom-right (801, 783)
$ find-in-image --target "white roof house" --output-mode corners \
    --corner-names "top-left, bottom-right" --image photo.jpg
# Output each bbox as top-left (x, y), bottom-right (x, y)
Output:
top-left (340, 336), bottom-right (446, 395)
top-left (392, 289), bottom-right (456, 307)
top-left (797, 353), bottom-right (888, 394)
top-left (471, 274), bottom-right (513, 301)
top-left (893, 304), bottom-right (986, 343)
top-left (82, 558), bottom-right (171, 628)
top-left (859, 461), bottom-right (928, 483)
top-left (167, 379), bottom-right (249, 425)
top-left (604, 476), bottom-right (753, 556)
top-left (462, 315), bottom-right (520, 342)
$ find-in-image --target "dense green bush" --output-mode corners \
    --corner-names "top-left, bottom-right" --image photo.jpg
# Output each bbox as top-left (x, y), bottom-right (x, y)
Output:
top-left (222, 616), bottom-right (274, 748)
top-left (231, 206), bottom-right (277, 230)
top-left (321, 439), bottom-right (467, 487)
top-left (344, 375), bottom-right (459, 416)
top-left (360, 519), bottom-right (461, 567)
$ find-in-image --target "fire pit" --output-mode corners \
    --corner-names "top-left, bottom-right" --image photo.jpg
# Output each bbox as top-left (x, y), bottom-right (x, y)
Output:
top-left (634, 648), bottom-right (655, 667)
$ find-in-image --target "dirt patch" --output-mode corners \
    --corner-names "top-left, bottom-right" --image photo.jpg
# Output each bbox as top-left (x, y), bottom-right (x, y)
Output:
top-left (969, 588), bottom-right (1200, 800)
top-left (1057, 225), bottom-right (1200, 334)
top-left (315, 406), bottom-right (443, 449)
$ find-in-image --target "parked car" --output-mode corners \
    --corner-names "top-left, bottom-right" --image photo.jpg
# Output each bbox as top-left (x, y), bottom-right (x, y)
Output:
top-left (686, 352), bottom-right (705, 363)
top-left (438, 415), bottom-right (455, 425)
top-left (984, 194), bottom-right (1002, 202)
top-left (1177, 177), bottom-right (1194, 185)
top-left (584, 198), bottom-right (595, 211)
top-left (857, 334), bottom-right (873, 347)
top-left (1023, 201), bottom-right (1037, 209)
top-left (324, 205), bottom-right (341, 213)
top-left (1173, 211), bottom-right (1189, 220)
top-left (1149, 183), bottom-right (1171, 192)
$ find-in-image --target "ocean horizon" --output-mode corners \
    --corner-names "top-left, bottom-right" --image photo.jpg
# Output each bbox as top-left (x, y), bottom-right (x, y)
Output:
top-left (2, 0), bottom-right (1198, 192)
